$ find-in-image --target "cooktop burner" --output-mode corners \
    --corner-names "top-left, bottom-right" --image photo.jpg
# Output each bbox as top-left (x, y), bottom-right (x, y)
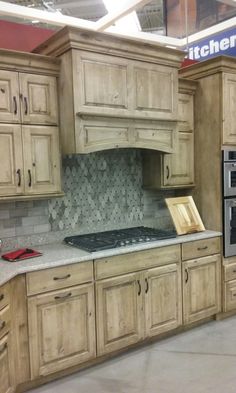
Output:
top-left (64, 226), bottom-right (176, 252)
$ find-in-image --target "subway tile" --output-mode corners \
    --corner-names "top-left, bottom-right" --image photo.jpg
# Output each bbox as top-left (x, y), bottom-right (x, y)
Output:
top-left (22, 216), bottom-right (50, 227)
top-left (0, 210), bottom-right (10, 220)
top-left (33, 224), bottom-right (51, 234)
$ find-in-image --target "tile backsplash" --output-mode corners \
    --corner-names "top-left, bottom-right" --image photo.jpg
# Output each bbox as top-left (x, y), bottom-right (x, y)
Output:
top-left (0, 149), bottom-right (176, 250)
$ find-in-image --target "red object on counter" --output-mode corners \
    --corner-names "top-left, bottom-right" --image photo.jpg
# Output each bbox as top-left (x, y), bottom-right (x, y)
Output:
top-left (1, 248), bottom-right (42, 262)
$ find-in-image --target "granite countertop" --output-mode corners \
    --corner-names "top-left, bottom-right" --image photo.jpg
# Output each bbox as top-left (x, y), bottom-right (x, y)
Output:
top-left (0, 230), bottom-right (222, 286)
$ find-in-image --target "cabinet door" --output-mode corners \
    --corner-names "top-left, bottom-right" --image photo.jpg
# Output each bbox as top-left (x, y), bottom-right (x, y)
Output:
top-left (74, 52), bottom-right (130, 118)
top-left (145, 264), bottom-right (182, 337)
top-left (0, 124), bottom-right (24, 196)
top-left (0, 70), bottom-right (20, 123)
top-left (133, 62), bottom-right (178, 120)
top-left (96, 273), bottom-right (143, 355)
top-left (182, 255), bottom-right (221, 324)
top-left (222, 73), bottom-right (236, 145)
top-left (163, 131), bottom-right (194, 187)
top-left (0, 334), bottom-right (14, 393)
top-left (28, 284), bottom-right (96, 378)
top-left (19, 74), bottom-right (58, 125)
top-left (22, 125), bottom-right (61, 195)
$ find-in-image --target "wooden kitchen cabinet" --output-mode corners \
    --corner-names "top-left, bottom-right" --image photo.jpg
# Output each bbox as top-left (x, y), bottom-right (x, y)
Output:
top-left (34, 26), bottom-right (184, 154)
top-left (0, 49), bottom-right (62, 200)
top-left (142, 78), bottom-right (197, 189)
top-left (0, 70), bottom-right (58, 125)
top-left (0, 283), bottom-right (14, 393)
top-left (95, 245), bottom-right (182, 355)
top-left (182, 238), bottom-right (221, 325)
top-left (0, 125), bottom-right (61, 197)
top-left (28, 283), bottom-right (96, 378)
top-left (27, 261), bottom-right (96, 378)
top-left (222, 72), bottom-right (236, 145)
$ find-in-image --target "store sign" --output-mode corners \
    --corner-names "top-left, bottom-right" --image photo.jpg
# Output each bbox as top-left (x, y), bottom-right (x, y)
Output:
top-left (187, 28), bottom-right (236, 61)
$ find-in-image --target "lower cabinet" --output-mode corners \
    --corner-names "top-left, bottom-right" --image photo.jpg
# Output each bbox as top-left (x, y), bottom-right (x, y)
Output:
top-left (28, 283), bottom-right (96, 379)
top-left (0, 334), bottom-right (14, 393)
top-left (96, 263), bottom-right (182, 355)
top-left (182, 254), bottom-right (221, 324)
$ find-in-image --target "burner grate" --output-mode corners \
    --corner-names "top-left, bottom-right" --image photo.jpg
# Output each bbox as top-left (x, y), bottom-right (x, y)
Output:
top-left (64, 226), bottom-right (176, 252)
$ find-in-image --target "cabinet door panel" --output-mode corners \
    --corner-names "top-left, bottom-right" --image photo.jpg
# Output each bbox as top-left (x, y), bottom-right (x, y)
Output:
top-left (183, 255), bottom-right (221, 324)
top-left (0, 334), bottom-right (14, 393)
top-left (163, 132), bottom-right (194, 186)
top-left (133, 63), bottom-right (177, 120)
top-left (0, 70), bottom-right (20, 123)
top-left (22, 126), bottom-right (61, 194)
top-left (0, 124), bottom-right (23, 196)
top-left (96, 273), bottom-right (143, 355)
top-left (223, 73), bottom-right (236, 145)
top-left (145, 264), bottom-right (182, 337)
top-left (28, 284), bottom-right (96, 378)
top-left (19, 74), bottom-right (58, 125)
top-left (74, 52), bottom-right (130, 117)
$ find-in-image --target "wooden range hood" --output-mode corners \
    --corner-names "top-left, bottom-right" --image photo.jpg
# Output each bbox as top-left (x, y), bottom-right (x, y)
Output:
top-left (34, 26), bottom-right (185, 154)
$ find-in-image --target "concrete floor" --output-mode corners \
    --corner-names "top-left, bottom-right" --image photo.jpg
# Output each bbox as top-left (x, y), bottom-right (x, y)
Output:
top-left (28, 316), bottom-right (236, 393)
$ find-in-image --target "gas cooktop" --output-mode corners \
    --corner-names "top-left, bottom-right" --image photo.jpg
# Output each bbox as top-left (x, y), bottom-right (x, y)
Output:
top-left (64, 226), bottom-right (176, 252)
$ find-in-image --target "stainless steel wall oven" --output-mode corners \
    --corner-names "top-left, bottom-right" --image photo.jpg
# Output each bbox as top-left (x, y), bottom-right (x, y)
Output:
top-left (223, 150), bottom-right (236, 257)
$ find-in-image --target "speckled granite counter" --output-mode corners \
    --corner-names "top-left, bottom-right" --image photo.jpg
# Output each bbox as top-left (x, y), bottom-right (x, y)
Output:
top-left (0, 230), bottom-right (222, 286)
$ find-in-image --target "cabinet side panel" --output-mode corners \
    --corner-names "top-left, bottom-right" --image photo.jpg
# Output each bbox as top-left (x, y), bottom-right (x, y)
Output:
top-left (59, 51), bottom-right (75, 154)
top-left (191, 74), bottom-right (222, 231)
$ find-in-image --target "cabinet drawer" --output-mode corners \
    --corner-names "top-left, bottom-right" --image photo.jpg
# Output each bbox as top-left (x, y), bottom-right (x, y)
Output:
top-left (95, 245), bottom-right (181, 280)
top-left (224, 280), bottom-right (236, 312)
top-left (26, 262), bottom-right (93, 295)
top-left (181, 237), bottom-right (221, 261)
top-left (0, 282), bottom-right (10, 311)
top-left (0, 305), bottom-right (10, 340)
top-left (224, 263), bottom-right (236, 282)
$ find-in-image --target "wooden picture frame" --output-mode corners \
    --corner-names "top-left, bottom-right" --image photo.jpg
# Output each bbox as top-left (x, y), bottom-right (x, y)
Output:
top-left (165, 196), bottom-right (205, 235)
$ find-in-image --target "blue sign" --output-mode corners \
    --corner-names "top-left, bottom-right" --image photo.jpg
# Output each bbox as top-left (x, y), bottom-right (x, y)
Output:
top-left (186, 27), bottom-right (236, 61)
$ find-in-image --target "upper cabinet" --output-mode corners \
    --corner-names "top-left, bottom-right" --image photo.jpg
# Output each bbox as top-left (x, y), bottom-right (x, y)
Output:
top-left (179, 56), bottom-right (236, 147)
top-left (142, 78), bottom-right (197, 189)
top-left (0, 50), bottom-right (62, 200)
top-left (34, 26), bottom-right (185, 154)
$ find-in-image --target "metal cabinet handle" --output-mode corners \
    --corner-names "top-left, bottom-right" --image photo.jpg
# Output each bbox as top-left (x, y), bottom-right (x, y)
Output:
top-left (16, 169), bottom-right (21, 187)
top-left (53, 274), bottom-right (71, 281)
top-left (197, 246), bottom-right (208, 251)
top-left (54, 292), bottom-right (72, 300)
top-left (24, 96), bottom-right (28, 115)
top-left (137, 280), bottom-right (141, 296)
top-left (0, 320), bottom-right (6, 330)
top-left (166, 165), bottom-right (170, 179)
top-left (0, 294), bottom-right (4, 302)
top-left (145, 278), bottom-right (149, 294)
top-left (185, 269), bottom-right (189, 283)
top-left (28, 169), bottom-right (32, 187)
top-left (13, 96), bottom-right (17, 114)
top-left (0, 342), bottom-right (7, 355)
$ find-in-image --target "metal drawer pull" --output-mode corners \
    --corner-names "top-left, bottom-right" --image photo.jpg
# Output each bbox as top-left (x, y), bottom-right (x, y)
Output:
top-left (233, 294), bottom-right (236, 297)
top-left (53, 274), bottom-right (71, 281)
top-left (16, 169), bottom-right (21, 187)
top-left (13, 96), bottom-right (17, 114)
top-left (24, 96), bottom-right (28, 115)
top-left (185, 269), bottom-right (189, 283)
top-left (166, 166), bottom-right (170, 179)
top-left (0, 320), bottom-right (5, 330)
top-left (137, 280), bottom-right (141, 296)
top-left (28, 169), bottom-right (32, 187)
top-left (233, 270), bottom-right (236, 273)
top-left (54, 292), bottom-right (72, 300)
top-left (145, 278), bottom-right (149, 294)
top-left (197, 246), bottom-right (208, 251)
top-left (0, 294), bottom-right (4, 302)
top-left (0, 342), bottom-right (7, 355)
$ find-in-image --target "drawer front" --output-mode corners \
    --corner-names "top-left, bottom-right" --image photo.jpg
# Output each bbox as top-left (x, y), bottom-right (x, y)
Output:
top-left (224, 263), bottom-right (236, 282)
top-left (26, 261), bottom-right (93, 295)
top-left (0, 305), bottom-right (10, 340)
top-left (0, 282), bottom-right (10, 311)
top-left (95, 245), bottom-right (181, 280)
top-left (182, 237), bottom-right (221, 261)
top-left (224, 280), bottom-right (236, 312)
